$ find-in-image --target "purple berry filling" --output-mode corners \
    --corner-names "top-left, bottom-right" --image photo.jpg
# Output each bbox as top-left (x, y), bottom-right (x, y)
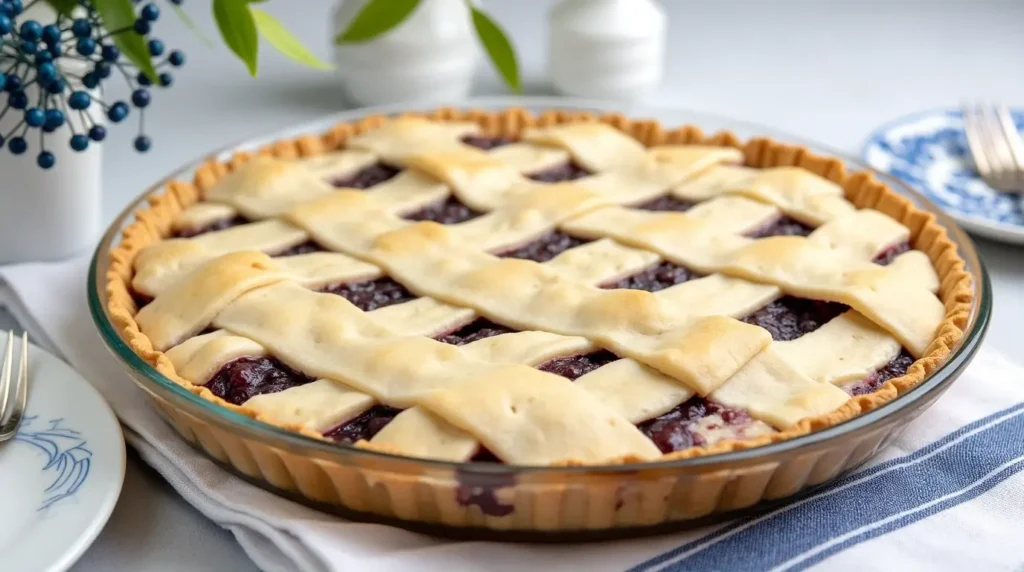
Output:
top-left (742, 296), bottom-right (849, 342)
top-left (496, 231), bottom-right (592, 263)
top-left (637, 396), bottom-right (755, 453)
top-left (469, 449), bottom-right (502, 463)
top-left (205, 344), bottom-right (913, 464)
top-left (748, 215), bottom-right (816, 238)
top-left (873, 241), bottom-right (911, 266)
top-left (601, 260), bottom-right (704, 292)
top-left (436, 318), bottom-right (519, 345)
top-left (527, 161), bottom-right (593, 183)
top-left (323, 405), bottom-right (403, 443)
top-left (273, 240), bottom-right (325, 257)
top-left (538, 350), bottom-right (620, 380)
top-left (332, 163), bottom-right (400, 189)
top-left (464, 133), bottom-right (592, 185)
top-left (844, 350), bottom-right (915, 396)
top-left (174, 215), bottom-right (250, 238)
top-left (321, 277), bottom-right (418, 312)
top-left (455, 467), bottom-right (517, 516)
top-left (635, 196), bottom-right (697, 212)
top-left (132, 292), bottom-right (153, 310)
top-left (402, 197), bottom-right (482, 224)
top-left (461, 135), bottom-right (516, 150)
top-left (205, 356), bottom-right (313, 406)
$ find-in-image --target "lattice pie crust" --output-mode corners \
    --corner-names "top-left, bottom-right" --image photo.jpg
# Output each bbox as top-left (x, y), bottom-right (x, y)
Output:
top-left (106, 108), bottom-right (971, 467)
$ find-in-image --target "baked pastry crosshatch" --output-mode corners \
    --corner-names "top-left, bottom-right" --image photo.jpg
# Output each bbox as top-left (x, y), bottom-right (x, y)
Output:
top-left (106, 107), bottom-right (971, 468)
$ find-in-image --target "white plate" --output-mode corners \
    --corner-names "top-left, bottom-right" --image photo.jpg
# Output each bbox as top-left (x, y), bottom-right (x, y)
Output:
top-left (862, 108), bottom-right (1024, 244)
top-left (0, 338), bottom-right (125, 572)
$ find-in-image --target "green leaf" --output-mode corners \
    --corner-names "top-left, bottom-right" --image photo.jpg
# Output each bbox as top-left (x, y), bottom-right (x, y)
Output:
top-left (336, 0), bottom-right (419, 43)
top-left (93, 0), bottom-right (159, 82)
top-left (171, 4), bottom-right (214, 48)
top-left (251, 8), bottom-right (331, 70)
top-left (45, 0), bottom-right (77, 16)
top-left (470, 6), bottom-right (520, 93)
top-left (212, 0), bottom-right (259, 76)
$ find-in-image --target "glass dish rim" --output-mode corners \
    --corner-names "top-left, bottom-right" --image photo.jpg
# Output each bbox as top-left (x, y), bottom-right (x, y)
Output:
top-left (87, 96), bottom-right (992, 476)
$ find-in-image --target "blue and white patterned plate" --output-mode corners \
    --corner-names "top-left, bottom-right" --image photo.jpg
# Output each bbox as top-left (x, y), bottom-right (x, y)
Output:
top-left (0, 339), bottom-right (125, 572)
top-left (863, 108), bottom-right (1024, 244)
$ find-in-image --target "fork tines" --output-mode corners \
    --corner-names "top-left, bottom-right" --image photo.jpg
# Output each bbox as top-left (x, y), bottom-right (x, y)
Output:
top-left (961, 102), bottom-right (1024, 192)
top-left (0, 331), bottom-right (29, 441)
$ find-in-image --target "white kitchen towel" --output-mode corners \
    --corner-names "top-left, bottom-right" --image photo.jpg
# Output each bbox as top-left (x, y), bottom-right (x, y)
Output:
top-left (1, 255), bottom-right (1022, 572)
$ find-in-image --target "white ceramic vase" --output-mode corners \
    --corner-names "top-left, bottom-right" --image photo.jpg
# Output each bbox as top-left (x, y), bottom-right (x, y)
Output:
top-left (0, 82), bottom-right (103, 265)
top-left (331, 0), bottom-right (479, 106)
top-left (0, 4), bottom-right (103, 264)
top-left (548, 0), bottom-right (666, 101)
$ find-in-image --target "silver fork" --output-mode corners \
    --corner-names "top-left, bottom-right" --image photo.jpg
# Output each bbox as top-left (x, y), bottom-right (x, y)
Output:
top-left (961, 102), bottom-right (1024, 192)
top-left (0, 331), bottom-right (29, 443)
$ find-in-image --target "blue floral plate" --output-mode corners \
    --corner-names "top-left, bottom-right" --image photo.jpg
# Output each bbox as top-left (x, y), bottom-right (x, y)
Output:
top-left (0, 338), bottom-right (125, 571)
top-left (863, 108), bottom-right (1024, 244)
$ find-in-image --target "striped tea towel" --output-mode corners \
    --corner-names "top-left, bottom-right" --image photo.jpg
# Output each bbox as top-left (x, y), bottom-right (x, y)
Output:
top-left (1, 256), bottom-right (1021, 572)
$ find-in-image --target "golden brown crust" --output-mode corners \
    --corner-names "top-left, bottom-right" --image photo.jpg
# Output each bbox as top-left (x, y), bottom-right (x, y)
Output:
top-left (105, 107), bottom-right (973, 465)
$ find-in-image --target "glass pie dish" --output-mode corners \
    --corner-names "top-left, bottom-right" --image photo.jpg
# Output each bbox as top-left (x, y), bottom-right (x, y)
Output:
top-left (88, 97), bottom-right (990, 539)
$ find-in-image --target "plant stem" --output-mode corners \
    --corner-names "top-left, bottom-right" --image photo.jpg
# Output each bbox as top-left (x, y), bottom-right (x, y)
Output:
top-left (3, 118), bottom-right (25, 141)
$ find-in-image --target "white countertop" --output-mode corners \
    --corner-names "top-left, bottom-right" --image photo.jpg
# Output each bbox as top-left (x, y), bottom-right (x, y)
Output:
top-left (46, 0), bottom-right (1024, 570)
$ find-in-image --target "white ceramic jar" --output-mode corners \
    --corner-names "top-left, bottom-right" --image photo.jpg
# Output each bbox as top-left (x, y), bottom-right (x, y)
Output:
top-left (0, 86), bottom-right (103, 264)
top-left (331, 0), bottom-right (479, 106)
top-left (0, 4), bottom-right (102, 264)
top-left (548, 0), bottom-right (666, 101)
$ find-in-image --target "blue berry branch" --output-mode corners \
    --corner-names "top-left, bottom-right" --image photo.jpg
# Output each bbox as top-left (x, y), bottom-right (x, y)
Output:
top-left (0, 0), bottom-right (185, 168)
top-left (0, 0), bottom-right (324, 169)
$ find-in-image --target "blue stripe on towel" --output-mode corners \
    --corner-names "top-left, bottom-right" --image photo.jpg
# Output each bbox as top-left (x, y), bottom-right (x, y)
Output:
top-left (629, 403), bottom-right (1024, 572)
top-left (783, 456), bottom-right (1024, 572)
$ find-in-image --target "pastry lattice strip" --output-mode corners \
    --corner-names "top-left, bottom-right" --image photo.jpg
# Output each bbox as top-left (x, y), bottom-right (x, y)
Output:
top-left (147, 118), bottom-right (740, 296)
top-left (158, 239), bottom-right (768, 460)
top-left (160, 250), bottom-right (906, 464)
top-left (136, 119), bottom-right (942, 466)
top-left (150, 224), bottom-right (919, 463)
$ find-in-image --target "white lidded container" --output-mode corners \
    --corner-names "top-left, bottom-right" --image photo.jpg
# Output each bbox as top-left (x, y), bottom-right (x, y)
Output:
top-left (0, 5), bottom-right (103, 264)
top-left (332, 0), bottom-right (479, 106)
top-left (548, 0), bottom-right (666, 101)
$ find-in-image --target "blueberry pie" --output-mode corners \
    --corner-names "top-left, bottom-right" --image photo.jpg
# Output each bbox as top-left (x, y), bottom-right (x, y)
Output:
top-left (107, 109), bottom-right (970, 467)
